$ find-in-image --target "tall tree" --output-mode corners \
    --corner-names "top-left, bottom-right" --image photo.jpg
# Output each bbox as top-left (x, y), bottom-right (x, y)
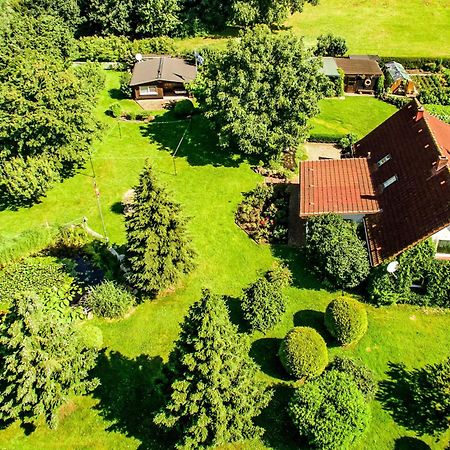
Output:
top-left (0, 290), bottom-right (101, 428)
top-left (133, 0), bottom-right (180, 37)
top-left (195, 25), bottom-right (326, 161)
top-left (154, 289), bottom-right (272, 448)
top-left (125, 162), bottom-right (195, 296)
top-left (179, 0), bottom-right (233, 32)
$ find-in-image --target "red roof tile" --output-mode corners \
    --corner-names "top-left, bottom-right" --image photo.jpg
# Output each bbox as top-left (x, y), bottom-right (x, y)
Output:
top-left (354, 99), bottom-right (450, 265)
top-left (299, 158), bottom-right (380, 217)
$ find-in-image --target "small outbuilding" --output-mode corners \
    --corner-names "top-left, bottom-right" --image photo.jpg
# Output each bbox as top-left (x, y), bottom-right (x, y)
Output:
top-left (319, 56), bottom-right (340, 79)
top-left (334, 57), bottom-right (382, 94)
top-left (129, 56), bottom-right (197, 100)
top-left (384, 61), bottom-right (416, 96)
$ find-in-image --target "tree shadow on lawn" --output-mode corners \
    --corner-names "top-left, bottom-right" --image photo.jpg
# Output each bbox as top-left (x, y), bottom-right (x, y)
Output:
top-left (377, 362), bottom-right (446, 437)
top-left (225, 295), bottom-right (249, 333)
top-left (93, 350), bottom-right (176, 450)
top-left (270, 245), bottom-right (327, 291)
top-left (394, 437), bottom-right (431, 450)
top-left (109, 88), bottom-right (127, 100)
top-left (293, 309), bottom-right (336, 347)
top-left (256, 383), bottom-right (308, 450)
top-left (140, 114), bottom-right (246, 168)
top-left (250, 338), bottom-right (291, 381)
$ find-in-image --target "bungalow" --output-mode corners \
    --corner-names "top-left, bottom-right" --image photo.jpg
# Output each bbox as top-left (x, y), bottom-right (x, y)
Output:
top-left (384, 61), bottom-right (416, 96)
top-left (299, 99), bottom-right (450, 265)
top-left (334, 56), bottom-right (382, 94)
top-left (129, 56), bottom-right (197, 100)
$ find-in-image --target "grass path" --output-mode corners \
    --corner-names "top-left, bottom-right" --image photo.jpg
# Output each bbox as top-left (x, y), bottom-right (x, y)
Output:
top-left (0, 73), bottom-right (449, 449)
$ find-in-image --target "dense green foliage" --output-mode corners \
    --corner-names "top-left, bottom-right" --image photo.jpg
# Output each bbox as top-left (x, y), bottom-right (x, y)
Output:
top-left (84, 281), bottom-right (135, 318)
top-left (0, 290), bottom-right (101, 428)
top-left (154, 289), bottom-right (272, 449)
top-left (367, 239), bottom-right (450, 307)
top-left (305, 214), bottom-right (370, 289)
top-left (235, 183), bottom-right (289, 243)
top-left (279, 326), bottom-right (328, 379)
top-left (195, 26), bottom-right (325, 161)
top-left (174, 99), bottom-right (195, 118)
top-left (232, 0), bottom-right (317, 27)
top-left (324, 296), bottom-right (368, 346)
top-left (125, 162), bottom-right (195, 296)
top-left (179, 0), bottom-right (233, 33)
top-left (329, 356), bottom-right (377, 400)
top-left (289, 371), bottom-right (371, 450)
top-left (19, 0), bottom-right (81, 30)
top-left (73, 62), bottom-right (106, 97)
top-left (0, 257), bottom-right (77, 305)
top-left (241, 264), bottom-right (292, 332)
top-left (0, 12), bottom-right (100, 207)
top-left (314, 33), bottom-right (348, 57)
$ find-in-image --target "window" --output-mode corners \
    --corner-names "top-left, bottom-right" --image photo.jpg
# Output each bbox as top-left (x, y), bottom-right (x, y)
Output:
top-left (139, 85), bottom-right (158, 96)
top-left (377, 154), bottom-right (392, 167)
top-left (382, 175), bottom-right (398, 189)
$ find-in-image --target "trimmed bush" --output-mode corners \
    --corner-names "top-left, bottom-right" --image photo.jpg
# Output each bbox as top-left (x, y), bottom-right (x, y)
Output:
top-left (279, 327), bottom-right (328, 379)
top-left (84, 281), bottom-right (135, 318)
top-left (289, 370), bottom-right (371, 450)
top-left (241, 264), bottom-right (291, 332)
top-left (119, 72), bottom-right (132, 98)
top-left (174, 99), bottom-right (195, 118)
top-left (325, 297), bottom-right (368, 346)
top-left (329, 356), bottom-right (377, 400)
top-left (108, 102), bottom-right (123, 118)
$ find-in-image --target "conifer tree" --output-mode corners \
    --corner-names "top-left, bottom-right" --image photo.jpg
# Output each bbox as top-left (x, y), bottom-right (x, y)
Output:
top-left (125, 162), bottom-right (195, 296)
top-left (0, 290), bottom-right (101, 428)
top-left (154, 289), bottom-right (272, 449)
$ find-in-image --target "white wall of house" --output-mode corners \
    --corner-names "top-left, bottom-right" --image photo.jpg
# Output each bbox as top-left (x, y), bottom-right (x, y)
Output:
top-left (431, 226), bottom-right (450, 242)
top-left (432, 225), bottom-right (450, 258)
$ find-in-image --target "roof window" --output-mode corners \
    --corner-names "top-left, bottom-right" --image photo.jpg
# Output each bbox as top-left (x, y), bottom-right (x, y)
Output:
top-left (376, 154), bottom-right (392, 167)
top-left (382, 175), bottom-right (398, 189)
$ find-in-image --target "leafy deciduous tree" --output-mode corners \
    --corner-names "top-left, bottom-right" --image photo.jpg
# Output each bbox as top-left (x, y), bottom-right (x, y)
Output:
top-left (314, 33), bottom-right (348, 57)
top-left (154, 289), bottom-right (272, 449)
top-left (133, 0), bottom-right (180, 37)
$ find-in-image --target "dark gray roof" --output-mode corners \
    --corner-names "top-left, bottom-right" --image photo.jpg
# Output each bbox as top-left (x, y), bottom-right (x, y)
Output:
top-left (320, 57), bottom-right (340, 77)
top-left (129, 57), bottom-right (197, 86)
top-left (385, 61), bottom-right (411, 81)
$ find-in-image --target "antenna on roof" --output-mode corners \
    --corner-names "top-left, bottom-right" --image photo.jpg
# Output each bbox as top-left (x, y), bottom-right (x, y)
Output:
top-left (387, 261), bottom-right (399, 278)
top-left (135, 53), bottom-right (143, 63)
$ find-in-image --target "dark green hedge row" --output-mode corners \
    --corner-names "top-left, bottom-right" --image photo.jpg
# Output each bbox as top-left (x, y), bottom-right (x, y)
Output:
top-left (380, 57), bottom-right (450, 70)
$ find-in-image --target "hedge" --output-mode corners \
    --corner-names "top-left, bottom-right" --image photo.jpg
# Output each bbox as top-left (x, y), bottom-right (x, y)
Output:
top-left (379, 57), bottom-right (450, 71)
top-left (324, 297), bottom-right (368, 346)
top-left (279, 327), bottom-right (328, 379)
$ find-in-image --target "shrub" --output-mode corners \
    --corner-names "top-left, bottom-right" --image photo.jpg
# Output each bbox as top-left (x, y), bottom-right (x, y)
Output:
top-left (289, 370), bottom-right (371, 450)
top-left (119, 72), bottom-right (132, 98)
top-left (135, 111), bottom-right (155, 121)
top-left (324, 297), bottom-right (368, 346)
top-left (305, 214), bottom-right (370, 289)
top-left (279, 327), bottom-right (328, 379)
top-left (84, 281), bottom-right (135, 318)
top-left (73, 62), bottom-right (106, 98)
top-left (108, 102), bottom-right (123, 118)
top-left (424, 260), bottom-right (450, 307)
top-left (338, 133), bottom-right (358, 154)
top-left (173, 99), bottom-right (195, 118)
top-left (241, 264), bottom-right (291, 332)
top-left (329, 356), bottom-right (377, 400)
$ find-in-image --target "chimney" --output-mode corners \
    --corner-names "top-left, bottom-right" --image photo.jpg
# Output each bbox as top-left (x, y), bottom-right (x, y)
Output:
top-left (367, 152), bottom-right (371, 160)
top-left (416, 106), bottom-right (424, 122)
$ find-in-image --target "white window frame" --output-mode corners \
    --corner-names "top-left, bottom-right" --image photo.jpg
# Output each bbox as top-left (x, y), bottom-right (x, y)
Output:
top-left (139, 85), bottom-right (158, 96)
top-left (377, 154), bottom-right (392, 167)
top-left (382, 174), bottom-right (398, 189)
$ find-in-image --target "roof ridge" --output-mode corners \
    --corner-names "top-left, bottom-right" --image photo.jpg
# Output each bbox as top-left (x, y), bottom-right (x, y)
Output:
top-left (422, 109), bottom-right (449, 159)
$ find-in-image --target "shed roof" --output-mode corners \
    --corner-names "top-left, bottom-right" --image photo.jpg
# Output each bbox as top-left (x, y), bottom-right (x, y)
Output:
top-left (299, 158), bottom-right (380, 217)
top-left (129, 57), bottom-right (197, 86)
top-left (320, 57), bottom-right (340, 77)
top-left (385, 61), bottom-right (411, 81)
top-left (334, 57), bottom-right (382, 76)
top-left (354, 99), bottom-right (450, 265)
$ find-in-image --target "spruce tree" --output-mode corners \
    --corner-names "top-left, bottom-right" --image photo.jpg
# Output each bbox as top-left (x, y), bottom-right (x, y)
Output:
top-left (154, 289), bottom-right (272, 449)
top-left (125, 162), bottom-right (195, 296)
top-left (0, 290), bottom-right (100, 428)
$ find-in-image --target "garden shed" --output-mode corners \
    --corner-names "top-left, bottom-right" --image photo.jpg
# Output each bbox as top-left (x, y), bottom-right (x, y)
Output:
top-left (334, 57), bottom-right (382, 94)
top-left (129, 56), bottom-right (197, 100)
top-left (384, 61), bottom-right (416, 96)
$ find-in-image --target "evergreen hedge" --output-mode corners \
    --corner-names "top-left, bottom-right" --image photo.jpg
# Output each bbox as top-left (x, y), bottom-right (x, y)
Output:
top-left (324, 297), bottom-right (368, 346)
top-left (279, 327), bottom-right (328, 379)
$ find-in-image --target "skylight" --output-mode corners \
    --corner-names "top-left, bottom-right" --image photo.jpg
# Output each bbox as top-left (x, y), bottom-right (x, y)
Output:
top-left (382, 175), bottom-right (398, 189)
top-left (377, 154), bottom-right (392, 167)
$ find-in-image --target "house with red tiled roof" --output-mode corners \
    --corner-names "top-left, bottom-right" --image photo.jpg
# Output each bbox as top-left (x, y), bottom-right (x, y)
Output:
top-left (299, 99), bottom-right (450, 266)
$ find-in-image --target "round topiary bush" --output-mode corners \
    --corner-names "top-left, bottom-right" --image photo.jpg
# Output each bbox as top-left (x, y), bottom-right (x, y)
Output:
top-left (84, 281), bottom-right (135, 318)
top-left (324, 297), bottom-right (368, 346)
top-left (279, 327), bottom-right (328, 379)
top-left (174, 99), bottom-right (195, 118)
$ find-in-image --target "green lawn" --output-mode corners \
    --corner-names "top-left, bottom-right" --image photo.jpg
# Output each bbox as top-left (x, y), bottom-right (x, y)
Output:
top-left (0, 72), bottom-right (449, 450)
top-left (310, 96), bottom-right (397, 140)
